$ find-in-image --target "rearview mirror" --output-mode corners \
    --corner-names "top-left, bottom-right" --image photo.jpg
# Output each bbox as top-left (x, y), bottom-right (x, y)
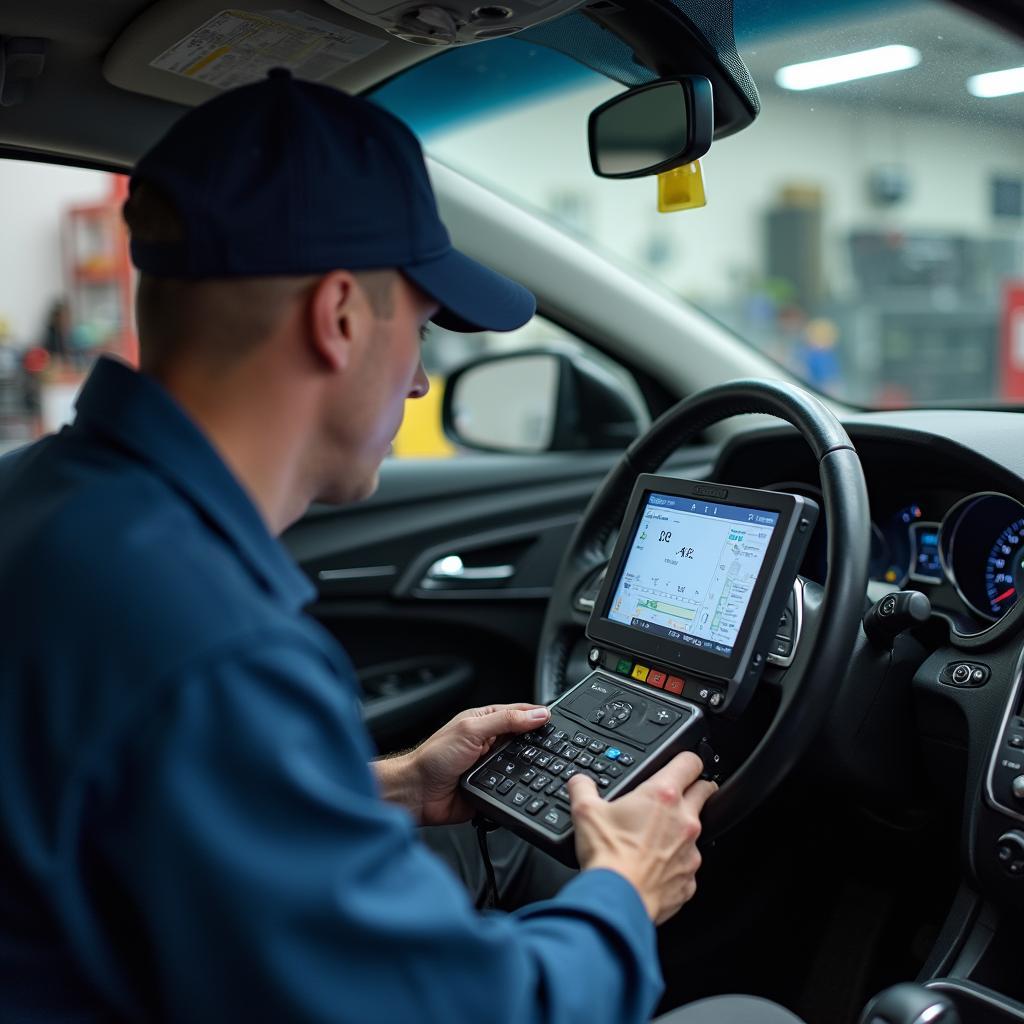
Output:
top-left (588, 76), bottom-right (713, 179)
top-left (441, 348), bottom-right (649, 454)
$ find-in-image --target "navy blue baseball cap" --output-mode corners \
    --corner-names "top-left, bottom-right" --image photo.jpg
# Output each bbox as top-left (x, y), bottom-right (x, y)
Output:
top-left (129, 68), bottom-right (535, 333)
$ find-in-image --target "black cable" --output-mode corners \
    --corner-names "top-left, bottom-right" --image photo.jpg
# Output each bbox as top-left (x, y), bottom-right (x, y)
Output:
top-left (472, 814), bottom-right (501, 910)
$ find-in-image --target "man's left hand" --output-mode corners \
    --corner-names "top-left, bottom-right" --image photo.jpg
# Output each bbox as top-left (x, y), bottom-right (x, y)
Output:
top-left (374, 703), bottom-right (550, 826)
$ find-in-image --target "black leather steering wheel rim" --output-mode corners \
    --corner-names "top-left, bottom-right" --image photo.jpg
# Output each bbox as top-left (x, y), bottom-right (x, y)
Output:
top-left (536, 378), bottom-right (870, 839)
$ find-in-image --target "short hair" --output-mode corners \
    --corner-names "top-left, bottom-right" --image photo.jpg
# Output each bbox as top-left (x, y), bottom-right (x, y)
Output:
top-left (123, 182), bottom-right (398, 372)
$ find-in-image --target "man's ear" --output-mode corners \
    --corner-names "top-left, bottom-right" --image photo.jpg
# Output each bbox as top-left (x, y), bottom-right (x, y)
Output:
top-left (307, 270), bottom-right (364, 372)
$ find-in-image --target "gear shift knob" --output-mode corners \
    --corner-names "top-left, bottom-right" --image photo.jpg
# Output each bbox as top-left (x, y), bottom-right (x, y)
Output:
top-left (859, 983), bottom-right (959, 1024)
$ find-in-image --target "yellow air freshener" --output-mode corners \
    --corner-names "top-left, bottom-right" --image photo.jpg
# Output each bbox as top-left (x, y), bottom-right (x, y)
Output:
top-left (658, 160), bottom-right (707, 213)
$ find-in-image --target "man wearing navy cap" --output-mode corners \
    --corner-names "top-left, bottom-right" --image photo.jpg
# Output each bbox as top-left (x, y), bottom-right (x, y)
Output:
top-left (0, 70), bottom-right (799, 1024)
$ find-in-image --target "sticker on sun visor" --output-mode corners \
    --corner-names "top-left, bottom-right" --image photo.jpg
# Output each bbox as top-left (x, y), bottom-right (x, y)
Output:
top-left (150, 9), bottom-right (386, 89)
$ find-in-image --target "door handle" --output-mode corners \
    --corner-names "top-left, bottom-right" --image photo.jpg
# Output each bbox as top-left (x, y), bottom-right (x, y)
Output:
top-left (424, 555), bottom-right (515, 585)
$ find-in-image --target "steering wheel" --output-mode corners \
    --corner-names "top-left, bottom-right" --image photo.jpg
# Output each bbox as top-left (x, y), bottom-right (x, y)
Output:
top-left (536, 379), bottom-right (870, 839)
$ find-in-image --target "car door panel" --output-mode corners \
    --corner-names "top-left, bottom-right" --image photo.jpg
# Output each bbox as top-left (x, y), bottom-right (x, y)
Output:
top-left (283, 447), bottom-right (716, 750)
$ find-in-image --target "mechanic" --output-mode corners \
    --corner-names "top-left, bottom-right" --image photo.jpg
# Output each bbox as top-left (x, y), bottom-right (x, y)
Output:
top-left (0, 70), bottom-right (803, 1024)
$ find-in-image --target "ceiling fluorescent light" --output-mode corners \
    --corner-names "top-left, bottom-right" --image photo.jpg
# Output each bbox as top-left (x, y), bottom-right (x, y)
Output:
top-left (776, 44), bottom-right (921, 91)
top-left (967, 66), bottom-right (1024, 98)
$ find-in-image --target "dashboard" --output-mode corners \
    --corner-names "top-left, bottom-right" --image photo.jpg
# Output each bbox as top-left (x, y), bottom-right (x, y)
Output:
top-left (770, 481), bottom-right (1024, 631)
top-left (714, 413), bottom-right (1024, 640)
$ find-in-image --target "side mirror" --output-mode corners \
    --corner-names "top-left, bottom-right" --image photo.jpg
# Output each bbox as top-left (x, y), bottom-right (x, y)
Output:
top-left (441, 348), bottom-right (649, 454)
top-left (588, 76), bottom-right (713, 179)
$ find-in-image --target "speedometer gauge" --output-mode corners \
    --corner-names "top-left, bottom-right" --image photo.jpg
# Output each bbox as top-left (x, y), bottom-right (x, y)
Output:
top-left (984, 518), bottom-right (1024, 617)
top-left (941, 492), bottom-right (1024, 622)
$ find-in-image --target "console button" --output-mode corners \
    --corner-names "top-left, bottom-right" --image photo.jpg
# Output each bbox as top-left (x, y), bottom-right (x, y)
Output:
top-left (572, 733), bottom-right (590, 747)
top-left (650, 707), bottom-right (677, 727)
top-left (497, 778), bottom-right (516, 795)
top-left (618, 753), bottom-right (635, 766)
top-left (1010, 735), bottom-right (1024, 750)
top-left (541, 737), bottom-right (561, 751)
top-left (519, 768), bottom-right (537, 784)
top-left (647, 670), bottom-right (666, 689)
top-left (606, 764), bottom-right (623, 778)
top-left (562, 745), bottom-right (581, 761)
top-left (521, 747), bottom-right (540, 762)
top-left (510, 789), bottom-right (530, 807)
top-left (555, 785), bottom-right (570, 802)
top-left (588, 739), bottom-right (606, 754)
top-left (616, 658), bottom-right (632, 675)
top-left (604, 718), bottom-right (620, 730)
top-left (531, 774), bottom-right (552, 791)
top-left (606, 748), bottom-right (622, 760)
top-left (631, 664), bottom-right (650, 683)
top-left (562, 766), bottom-right (580, 780)
top-left (770, 637), bottom-right (792, 658)
top-left (1013, 776), bottom-right (1024, 802)
top-left (596, 776), bottom-right (611, 789)
top-left (549, 759), bottom-right (567, 775)
top-left (534, 752), bottom-right (553, 768)
top-left (552, 730), bottom-right (567, 741)
top-left (544, 779), bottom-right (562, 796)
top-left (575, 753), bottom-right (594, 768)
top-left (589, 709), bottom-right (606, 724)
top-left (665, 675), bottom-right (684, 695)
top-left (525, 798), bottom-right (546, 815)
top-left (951, 664), bottom-right (972, 685)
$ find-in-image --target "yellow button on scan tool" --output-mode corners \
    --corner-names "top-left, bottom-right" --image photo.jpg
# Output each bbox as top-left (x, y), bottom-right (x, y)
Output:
top-left (631, 664), bottom-right (650, 682)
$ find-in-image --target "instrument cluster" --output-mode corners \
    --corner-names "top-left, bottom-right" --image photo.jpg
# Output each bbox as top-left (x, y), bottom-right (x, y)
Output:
top-left (773, 482), bottom-right (1024, 627)
top-left (872, 493), bottom-right (1024, 624)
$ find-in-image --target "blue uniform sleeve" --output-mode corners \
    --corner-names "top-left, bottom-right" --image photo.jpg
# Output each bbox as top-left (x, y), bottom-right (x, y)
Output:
top-left (77, 632), bottom-right (663, 1024)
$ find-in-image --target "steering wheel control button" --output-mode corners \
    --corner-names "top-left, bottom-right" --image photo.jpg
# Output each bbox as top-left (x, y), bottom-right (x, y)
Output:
top-left (665, 675), bottom-right (684, 694)
top-left (770, 637), bottom-right (792, 659)
top-left (630, 664), bottom-right (650, 683)
top-left (647, 670), bottom-right (666, 689)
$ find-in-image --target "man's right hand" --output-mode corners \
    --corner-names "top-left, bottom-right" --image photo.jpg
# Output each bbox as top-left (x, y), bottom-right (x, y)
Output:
top-left (568, 752), bottom-right (716, 925)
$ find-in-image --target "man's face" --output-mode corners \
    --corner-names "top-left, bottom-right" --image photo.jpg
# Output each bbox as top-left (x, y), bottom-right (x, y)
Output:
top-left (317, 273), bottom-right (436, 505)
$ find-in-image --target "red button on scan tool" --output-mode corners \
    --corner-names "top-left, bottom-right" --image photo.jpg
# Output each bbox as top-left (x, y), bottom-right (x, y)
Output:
top-left (647, 670), bottom-right (666, 688)
top-left (665, 676), bottom-right (684, 694)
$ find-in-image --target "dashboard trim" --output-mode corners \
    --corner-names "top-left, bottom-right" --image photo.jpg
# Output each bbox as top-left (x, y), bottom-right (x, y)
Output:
top-left (984, 643), bottom-right (1024, 826)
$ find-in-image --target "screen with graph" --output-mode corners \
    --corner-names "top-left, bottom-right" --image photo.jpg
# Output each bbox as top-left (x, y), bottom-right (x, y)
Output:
top-left (606, 491), bottom-right (779, 658)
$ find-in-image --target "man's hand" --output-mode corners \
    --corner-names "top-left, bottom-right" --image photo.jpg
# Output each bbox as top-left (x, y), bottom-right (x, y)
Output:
top-left (374, 703), bottom-right (550, 826)
top-left (569, 751), bottom-right (716, 925)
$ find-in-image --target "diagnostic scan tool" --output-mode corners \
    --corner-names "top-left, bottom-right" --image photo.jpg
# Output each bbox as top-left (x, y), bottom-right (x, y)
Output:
top-left (461, 474), bottom-right (819, 864)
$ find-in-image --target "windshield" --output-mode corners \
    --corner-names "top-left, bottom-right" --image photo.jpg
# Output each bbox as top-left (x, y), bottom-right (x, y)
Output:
top-left (375, 0), bottom-right (1024, 409)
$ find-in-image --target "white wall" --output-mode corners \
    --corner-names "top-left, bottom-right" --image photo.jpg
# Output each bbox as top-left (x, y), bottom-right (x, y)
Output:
top-left (427, 85), bottom-right (1024, 307)
top-left (0, 161), bottom-right (110, 346)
